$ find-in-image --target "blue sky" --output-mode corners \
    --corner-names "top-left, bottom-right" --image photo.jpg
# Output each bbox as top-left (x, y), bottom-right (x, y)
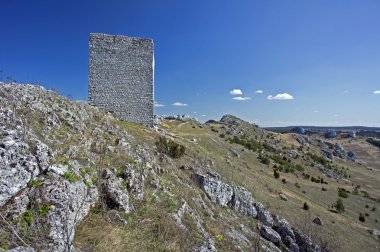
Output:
top-left (1, 0), bottom-right (379, 126)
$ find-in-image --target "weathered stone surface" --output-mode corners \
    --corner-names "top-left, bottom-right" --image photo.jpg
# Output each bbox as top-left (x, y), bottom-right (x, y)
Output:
top-left (0, 109), bottom-right (51, 207)
top-left (193, 172), bottom-right (234, 207)
top-left (102, 169), bottom-right (131, 212)
top-left (231, 186), bottom-right (257, 217)
top-left (254, 202), bottom-right (274, 226)
top-left (258, 223), bottom-right (282, 246)
top-left (273, 216), bottom-right (295, 241)
top-left (88, 33), bottom-right (154, 126)
top-left (43, 177), bottom-right (98, 252)
top-left (293, 228), bottom-right (321, 252)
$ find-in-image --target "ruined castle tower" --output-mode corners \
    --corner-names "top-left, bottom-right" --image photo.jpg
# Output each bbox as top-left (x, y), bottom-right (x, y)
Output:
top-left (88, 33), bottom-right (154, 126)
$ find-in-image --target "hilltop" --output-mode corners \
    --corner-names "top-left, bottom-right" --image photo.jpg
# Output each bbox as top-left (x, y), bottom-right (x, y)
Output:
top-left (0, 84), bottom-right (379, 252)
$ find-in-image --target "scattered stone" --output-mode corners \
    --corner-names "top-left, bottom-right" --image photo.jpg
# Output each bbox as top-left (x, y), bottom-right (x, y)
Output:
top-left (312, 217), bottom-right (323, 226)
top-left (280, 194), bottom-right (288, 201)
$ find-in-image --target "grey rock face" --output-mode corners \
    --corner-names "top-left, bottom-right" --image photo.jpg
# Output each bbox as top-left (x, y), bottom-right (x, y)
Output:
top-left (258, 223), bottom-right (282, 246)
top-left (193, 172), bottom-right (234, 207)
top-left (254, 202), bottom-right (274, 226)
top-left (293, 228), bottom-right (321, 252)
top-left (102, 169), bottom-right (131, 212)
top-left (88, 33), bottom-right (154, 126)
top-left (231, 186), bottom-right (257, 217)
top-left (0, 109), bottom-right (51, 206)
top-left (43, 177), bottom-right (98, 252)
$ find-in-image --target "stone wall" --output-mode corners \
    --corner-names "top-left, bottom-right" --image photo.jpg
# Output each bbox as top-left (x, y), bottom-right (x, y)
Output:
top-left (88, 33), bottom-right (154, 126)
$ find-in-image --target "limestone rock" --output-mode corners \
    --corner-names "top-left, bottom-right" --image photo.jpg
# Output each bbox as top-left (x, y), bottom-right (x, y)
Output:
top-left (231, 186), bottom-right (257, 217)
top-left (293, 228), bottom-right (321, 252)
top-left (193, 172), bottom-right (233, 207)
top-left (258, 223), bottom-right (282, 246)
top-left (254, 202), bottom-right (274, 226)
top-left (102, 169), bottom-right (131, 212)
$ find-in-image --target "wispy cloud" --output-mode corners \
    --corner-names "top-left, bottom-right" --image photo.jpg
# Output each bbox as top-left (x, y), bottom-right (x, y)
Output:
top-left (373, 90), bottom-right (380, 94)
top-left (255, 90), bottom-right (263, 94)
top-left (154, 101), bottom-right (165, 107)
top-left (172, 102), bottom-right (188, 106)
top-left (232, 96), bottom-right (251, 101)
top-left (267, 93), bottom-right (294, 100)
top-left (343, 90), bottom-right (349, 93)
top-left (314, 110), bottom-right (319, 113)
top-left (230, 89), bottom-right (243, 95)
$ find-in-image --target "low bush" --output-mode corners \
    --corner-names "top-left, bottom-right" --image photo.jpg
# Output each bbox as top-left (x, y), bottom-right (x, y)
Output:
top-left (156, 136), bottom-right (186, 159)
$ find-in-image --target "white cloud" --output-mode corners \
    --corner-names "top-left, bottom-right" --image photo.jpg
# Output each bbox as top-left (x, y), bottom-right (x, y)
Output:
top-left (373, 90), bottom-right (380, 94)
top-left (154, 101), bottom-right (165, 107)
top-left (232, 96), bottom-right (251, 101)
top-left (314, 110), bottom-right (319, 113)
top-left (267, 93), bottom-right (294, 100)
top-left (255, 90), bottom-right (263, 94)
top-left (230, 89), bottom-right (243, 95)
top-left (343, 90), bottom-right (349, 93)
top-left (201, 115), bottom-right (206, 117)
top-left (172, 102), bottom-right (188, 106)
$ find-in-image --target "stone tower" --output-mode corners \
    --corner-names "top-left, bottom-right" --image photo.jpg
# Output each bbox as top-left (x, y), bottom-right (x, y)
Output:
top-left (88, 33), bottom-right (154, 126)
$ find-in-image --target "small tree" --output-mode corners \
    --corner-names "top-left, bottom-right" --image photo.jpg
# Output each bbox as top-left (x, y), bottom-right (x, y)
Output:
top-left (335, 198), bottom-right (345, 213)
top-left (274, 170), bottom-right (280, 179)
top-left (303, 202), bottom-right (310, 210)
top-left (359, 213), bottom-right (365, 222)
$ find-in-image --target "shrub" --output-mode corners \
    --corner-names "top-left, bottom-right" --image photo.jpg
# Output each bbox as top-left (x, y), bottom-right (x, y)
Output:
top-left (282, 178), bottom-right (287, 184)
top-left (274, 170), bottom-right (280, 179)
top-left (259, 155), bottom-right (270, 165)
top-left (335, 198), bottom-right (345, 213)
top-left (295, 182), bottom-right (301, 188)
top-left (156, 136), bottom-right (186, 159)
top-left (303, 202), bottom-right (310, 210)
top-left (359, 213), bottom-right (365, 222)
top-left (322, 187), bottom-right (327, 191)
top-left (338, 188), bottom-right (349, 198)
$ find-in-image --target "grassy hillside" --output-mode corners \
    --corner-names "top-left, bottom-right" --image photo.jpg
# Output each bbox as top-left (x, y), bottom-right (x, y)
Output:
top-left (0, 84), bottom-right (379, 252)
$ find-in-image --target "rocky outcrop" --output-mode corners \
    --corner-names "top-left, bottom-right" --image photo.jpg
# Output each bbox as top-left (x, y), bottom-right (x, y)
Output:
top-left (258, 223), bottom-right (282, 246)
top-left (192, 172), bottom-right (234, 207)
top-left (294, 228), bottom-right (321, 252)
top-left (193, 171), bottom-right (320, 251)
top-left (0, 108), bottom-right (51, 207)
top-left (230, 186), bottom-right (257, 217)
top-left (254, 202), bottom-right (274, 226)
top-left (102, 169), bottom-right (131, 212)
top-left (43, 177), bottom-right (98, 251)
